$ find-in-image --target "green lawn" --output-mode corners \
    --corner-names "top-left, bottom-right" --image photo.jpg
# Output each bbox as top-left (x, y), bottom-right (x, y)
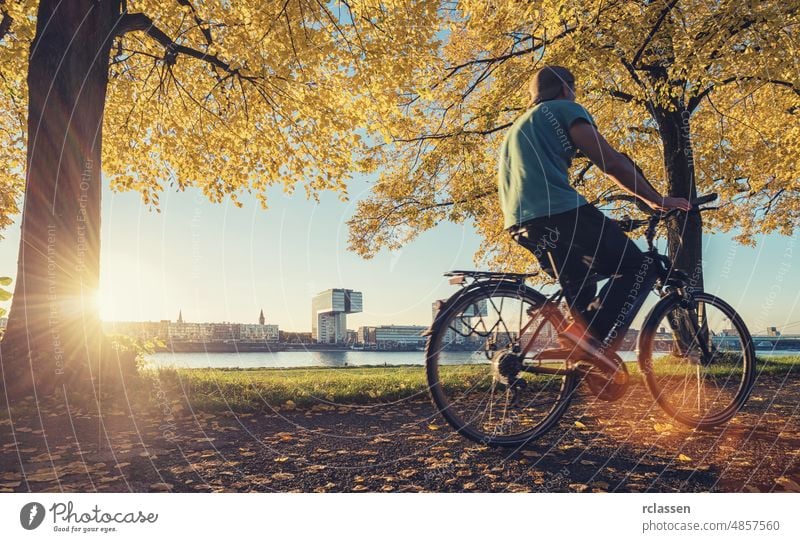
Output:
top-left (143, 355), bottom-right (799, 413)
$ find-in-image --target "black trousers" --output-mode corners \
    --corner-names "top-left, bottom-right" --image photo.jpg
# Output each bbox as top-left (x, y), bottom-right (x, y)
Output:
top-left (510, 204), bottom-right (657, 348)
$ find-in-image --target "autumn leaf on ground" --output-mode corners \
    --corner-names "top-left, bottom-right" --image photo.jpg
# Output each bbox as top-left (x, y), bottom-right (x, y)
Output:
top-left (775, 477), bottom-right (800, 492)
top-left (677, 454), bottom-right (693, 462)
top-left (149, 483), bottom-right (173, 491)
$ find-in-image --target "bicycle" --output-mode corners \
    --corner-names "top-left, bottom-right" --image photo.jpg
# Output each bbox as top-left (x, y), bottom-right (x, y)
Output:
top-left (424, 193), bottom-right (756, 447)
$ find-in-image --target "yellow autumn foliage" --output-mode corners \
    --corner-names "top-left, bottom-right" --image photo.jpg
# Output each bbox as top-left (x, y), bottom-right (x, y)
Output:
top-left (0, 1), bottom-right (797, 271)
top-left (345, 0), bottom-right (800, 272)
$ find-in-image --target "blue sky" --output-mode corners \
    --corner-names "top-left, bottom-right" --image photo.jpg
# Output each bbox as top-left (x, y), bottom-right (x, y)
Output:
top-left (0, 174), bottom-right (797, 335)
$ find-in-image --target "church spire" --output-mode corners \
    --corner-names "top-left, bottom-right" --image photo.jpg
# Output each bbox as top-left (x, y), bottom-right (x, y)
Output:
top-left (259, 309), bottom-right (265, 325)
top-left (177, 310), bottom-right (183, 324)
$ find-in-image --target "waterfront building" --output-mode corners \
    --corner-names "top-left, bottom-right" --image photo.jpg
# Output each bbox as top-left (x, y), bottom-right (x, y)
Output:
top-left (103, 309), bottom-right (278, 343)
top-left (311, 289), bottom-right (363, 344)
top-left (240, 323), bottom-right (279, 342)
top-left (431, 299), bottom-right (488, 347)
top-left (357, 326), bottom-right (376, 346)
top-left (278, 330), bottom-right (312, 343)
top-left (374, 325), bottom-right (427, 349)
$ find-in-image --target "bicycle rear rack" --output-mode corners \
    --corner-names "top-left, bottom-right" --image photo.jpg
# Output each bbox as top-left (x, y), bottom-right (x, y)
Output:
top-left (445, 269), bottom-right (538, 284)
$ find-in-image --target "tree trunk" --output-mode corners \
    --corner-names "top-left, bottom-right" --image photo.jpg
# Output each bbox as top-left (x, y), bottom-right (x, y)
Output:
top-left (0, 0), bottom-right (120, 400)
top-left (653, 104), bottom-right (704, 290)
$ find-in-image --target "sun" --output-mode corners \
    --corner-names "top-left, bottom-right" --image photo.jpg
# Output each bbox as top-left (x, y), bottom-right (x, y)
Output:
top-left (94, 288), bottom-right (116, 322)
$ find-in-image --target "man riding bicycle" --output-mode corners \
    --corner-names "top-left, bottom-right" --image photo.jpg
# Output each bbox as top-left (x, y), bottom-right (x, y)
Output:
top-left (497, 65), bottom-right (691, 369)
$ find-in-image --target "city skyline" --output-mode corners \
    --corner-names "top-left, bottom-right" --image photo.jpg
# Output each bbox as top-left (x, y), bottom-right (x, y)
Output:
top-left (87, 299), bottom-right (796, 340)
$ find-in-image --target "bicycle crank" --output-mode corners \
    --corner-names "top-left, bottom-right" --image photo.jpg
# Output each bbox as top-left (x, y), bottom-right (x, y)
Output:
top-left (576, 353), bottom-right (629, 402)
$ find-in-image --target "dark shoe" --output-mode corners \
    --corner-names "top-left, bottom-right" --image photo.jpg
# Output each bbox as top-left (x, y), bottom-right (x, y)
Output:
top-left (558, 324), bottom-right (627, 384)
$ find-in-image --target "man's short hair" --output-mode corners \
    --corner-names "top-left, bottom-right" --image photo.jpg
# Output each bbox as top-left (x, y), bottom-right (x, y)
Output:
top-left (529, 66), bottom-right (575, 105)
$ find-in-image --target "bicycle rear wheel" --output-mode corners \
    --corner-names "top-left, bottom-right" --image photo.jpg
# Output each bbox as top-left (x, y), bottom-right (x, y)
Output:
top-left (425, 281), bottom-right (577, 447)
top-left (638, 291), bottom-right (756, 428)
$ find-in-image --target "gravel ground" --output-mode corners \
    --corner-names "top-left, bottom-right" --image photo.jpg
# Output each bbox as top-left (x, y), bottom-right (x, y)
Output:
top-left (1, 375), bottom-right (798, 493)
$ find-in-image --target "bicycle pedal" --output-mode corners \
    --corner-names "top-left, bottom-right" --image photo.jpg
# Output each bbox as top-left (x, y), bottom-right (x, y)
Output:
top-left (612, 369), bottom-right (629, 386)
top-left (580, 355), bottom-right (629, 401)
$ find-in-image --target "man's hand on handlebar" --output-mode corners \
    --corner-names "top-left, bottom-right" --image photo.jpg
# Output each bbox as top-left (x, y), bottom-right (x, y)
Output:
top-left (647, 196), bottom-right (692, 213)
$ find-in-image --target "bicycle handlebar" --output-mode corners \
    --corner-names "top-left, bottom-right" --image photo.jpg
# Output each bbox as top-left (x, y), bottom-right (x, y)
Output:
top-left (604, 192), bottom-right (718, 213)
top-left (611, 193), bottom-right (718, 232)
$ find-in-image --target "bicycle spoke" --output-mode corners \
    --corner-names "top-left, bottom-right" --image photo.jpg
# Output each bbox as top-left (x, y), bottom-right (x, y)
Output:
top-left (643, 293), bottom-right (753, 427)
top-left (426, 285), bottom-right (575, 445)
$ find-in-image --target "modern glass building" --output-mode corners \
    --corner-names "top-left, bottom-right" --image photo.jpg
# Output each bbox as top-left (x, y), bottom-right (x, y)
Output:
top-left (311, 289), bottom-right (363, 343)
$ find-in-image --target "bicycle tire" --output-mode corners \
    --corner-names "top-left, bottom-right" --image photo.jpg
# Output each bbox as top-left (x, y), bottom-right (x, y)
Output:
top-left (425, 281), bottom-right (578, 447)
top-left (638, 291), bottom-right (756, 428)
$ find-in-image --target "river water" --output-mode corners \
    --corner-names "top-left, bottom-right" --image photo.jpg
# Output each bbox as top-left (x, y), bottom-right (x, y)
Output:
top-left (145, 349), bottom-right (799, 370)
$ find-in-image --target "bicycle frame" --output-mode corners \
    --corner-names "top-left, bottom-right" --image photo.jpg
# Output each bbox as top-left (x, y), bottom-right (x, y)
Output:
top-left (444, 198), bottom-right (716, 379)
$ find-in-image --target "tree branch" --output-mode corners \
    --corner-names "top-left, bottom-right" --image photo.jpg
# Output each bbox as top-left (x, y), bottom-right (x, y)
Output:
top-left (689, 76), bottom-right (800, 112)
top-left (116, 13), bottom-right (253, 79)
top-left (631, 0), bottom-right (679, 68)
top-left (604, 88), bottom-right (639, 103)
top-left (0, 2), bottom-right (12, 43)
top-left (441, 23), bottom-right (578, 83)
top-left (391, 121), bottom-right (513, 144)
top-left (176, 0), bottom-right (213, 45)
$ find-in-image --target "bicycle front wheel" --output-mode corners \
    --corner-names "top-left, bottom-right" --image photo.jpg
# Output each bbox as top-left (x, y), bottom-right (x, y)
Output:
top-left (638, 291), bottom-right (756, 428)
top-left (425, 281), bottom-right (577, 447)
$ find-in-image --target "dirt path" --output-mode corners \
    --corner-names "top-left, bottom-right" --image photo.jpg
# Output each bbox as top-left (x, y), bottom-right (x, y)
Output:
top-left (1, 376), bottom-right (798, 493)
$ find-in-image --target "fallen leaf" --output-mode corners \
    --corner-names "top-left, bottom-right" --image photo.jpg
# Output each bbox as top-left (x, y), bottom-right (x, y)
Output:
top-left (677, 454), bottom-right (693, 462)
top-left (149, 483), bottom-right (173, 491)
top-left (775, 477), bottom-right (800, 492)
top-left (569, 483), bottom-right (589, 492)
top-left (574, 421), bottom-right (587, 430)
top-left (506, 483), bottom-right (529, 492)
top-left (653, 423), bottom-right (673, 433)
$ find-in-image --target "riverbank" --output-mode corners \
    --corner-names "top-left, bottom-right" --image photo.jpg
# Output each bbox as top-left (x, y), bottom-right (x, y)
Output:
top-left (144, 355), bottom-right (799, 413)
top-left (155, 342), bottom-right (429, 353)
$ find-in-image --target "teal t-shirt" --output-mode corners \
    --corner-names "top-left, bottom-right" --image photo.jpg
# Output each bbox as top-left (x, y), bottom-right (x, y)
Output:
top-left (498, 100), bottom-right (596, 228)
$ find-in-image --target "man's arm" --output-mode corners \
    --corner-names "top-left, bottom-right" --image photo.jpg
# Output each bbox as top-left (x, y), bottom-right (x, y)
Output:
top-left (568, 120), bottom-right (691, 212)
